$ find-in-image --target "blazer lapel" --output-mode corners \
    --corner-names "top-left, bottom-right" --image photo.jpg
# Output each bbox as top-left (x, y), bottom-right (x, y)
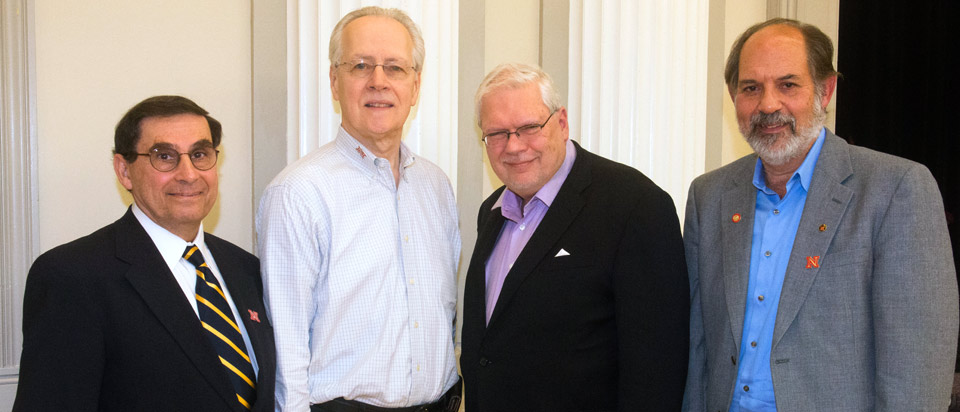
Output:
top-left (773, 132), bottom-right (853, 347)
top-left (720, 160), bottom-right (758, 351)
top-left (487, 144), bottom-right (591, 327)
top-left (466, 198), bottom-right (507, 332)
top-left (114, 210), bottom-right (240, 411)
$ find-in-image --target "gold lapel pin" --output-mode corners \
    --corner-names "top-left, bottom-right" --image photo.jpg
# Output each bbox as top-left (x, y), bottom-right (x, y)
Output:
top-left (819, 224), bottom-right (827, 232)
top-left (732, 213), bottom-right (741, 223)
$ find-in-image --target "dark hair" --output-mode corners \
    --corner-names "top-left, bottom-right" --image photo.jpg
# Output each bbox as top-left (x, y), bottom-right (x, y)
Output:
top-left (724, 18), bottom-right (839, 94)
top-left (113, 95), bottom-right (222, 162)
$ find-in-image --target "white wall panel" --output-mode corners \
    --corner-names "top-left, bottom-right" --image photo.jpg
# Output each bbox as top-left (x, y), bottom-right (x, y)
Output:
top-left (570, 0), bottom-right (709, 216)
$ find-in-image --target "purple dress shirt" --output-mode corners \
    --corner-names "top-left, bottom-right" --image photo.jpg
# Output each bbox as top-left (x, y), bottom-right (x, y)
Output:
top-left (484, 139), bottom-right (577, 324)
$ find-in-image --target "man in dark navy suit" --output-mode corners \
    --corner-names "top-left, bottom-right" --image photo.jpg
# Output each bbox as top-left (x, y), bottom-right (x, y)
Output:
top-left (14, 95), bottom-right (276, 412)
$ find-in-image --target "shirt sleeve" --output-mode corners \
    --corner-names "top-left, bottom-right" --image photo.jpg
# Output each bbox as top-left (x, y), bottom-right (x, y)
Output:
top-left (257, 183), bottom-right (326, 411)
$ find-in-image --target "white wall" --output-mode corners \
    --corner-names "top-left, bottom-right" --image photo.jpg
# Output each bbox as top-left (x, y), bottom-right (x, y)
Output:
top-left (35, 0), bottom-right (254, 252)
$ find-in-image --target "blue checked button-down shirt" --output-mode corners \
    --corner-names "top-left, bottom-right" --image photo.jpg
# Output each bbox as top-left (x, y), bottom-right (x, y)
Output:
top-left (730, 129), bottom-right (826, 412)
top-left (256, 127), bottom-right (461, 411)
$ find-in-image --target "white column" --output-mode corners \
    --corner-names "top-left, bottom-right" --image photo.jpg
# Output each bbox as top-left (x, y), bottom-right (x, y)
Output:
top-left (0, 0), bottom-right (38, 401)
top-left (287, 0), bottom-right (459, 187)
top-left (569, 0), bottom-right (709, 216)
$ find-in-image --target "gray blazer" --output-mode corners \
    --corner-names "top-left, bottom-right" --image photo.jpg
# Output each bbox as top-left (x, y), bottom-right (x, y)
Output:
top-left (682, 131), bottom-right (958, 412)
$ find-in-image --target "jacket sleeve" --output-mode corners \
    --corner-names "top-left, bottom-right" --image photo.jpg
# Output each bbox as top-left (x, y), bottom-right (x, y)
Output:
top-left (615, 187), bottom-right (690, 411)
top-left (14, 252), bottom-right (106, 411)
top-left (872, 163), bottom-right (958, 411)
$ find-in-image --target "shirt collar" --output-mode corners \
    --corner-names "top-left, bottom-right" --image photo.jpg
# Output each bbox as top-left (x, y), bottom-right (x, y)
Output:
top-left (335, 126), bottom-right (416, 180)
top-left (752, 127), bottom-right (826, 195)
top-left (131, 202), bottom-right (205, 269)
top-left (493, 138), bottom-right (577, 221)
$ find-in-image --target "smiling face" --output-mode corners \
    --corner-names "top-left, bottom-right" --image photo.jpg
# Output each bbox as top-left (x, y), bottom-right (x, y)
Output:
top-left (732, 24), bottom-right (835, 166)
top-left (480, 82), bottom-right (569, 201)
top-left (113, 113), bottom-right (218, 241)
top-left (330, 15), bottom-right (421, 144)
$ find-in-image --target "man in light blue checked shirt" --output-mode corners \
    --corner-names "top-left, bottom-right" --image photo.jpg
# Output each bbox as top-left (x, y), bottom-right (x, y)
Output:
top-left (256, 6), bottom-right (461, 412)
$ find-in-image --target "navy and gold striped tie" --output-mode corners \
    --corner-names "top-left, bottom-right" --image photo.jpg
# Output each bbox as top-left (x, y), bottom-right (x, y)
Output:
top-left (183, 245), bottom-right (257, 410)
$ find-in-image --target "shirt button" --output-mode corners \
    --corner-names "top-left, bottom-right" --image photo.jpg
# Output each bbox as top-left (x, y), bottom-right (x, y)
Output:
top-left (404, 235), bottom-right (409, 242)
top-left (416, 364), bottom-right (421, 371)
top-left (743, 385), bottom-right (750, 392)
top-left (519, 224), bottom-right (526, 231)
top-left (409, 278), bottom-right (415, 285)
top-left (764, 250), bottom-right (772, 257)
top-left (751, 341), bottom-right (757, 347)
top-left (773, 209), bottom-right (780, 215)
top-left (758, 295), bottom-right (765, 301)
top-left (414, 321), bottom-right (419, 328)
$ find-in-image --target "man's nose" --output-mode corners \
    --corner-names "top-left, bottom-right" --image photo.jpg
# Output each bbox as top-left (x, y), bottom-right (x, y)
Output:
top-left (367, 65), bottom-right (390, 89)
top-left (758, 89), bottom-right (783, 114)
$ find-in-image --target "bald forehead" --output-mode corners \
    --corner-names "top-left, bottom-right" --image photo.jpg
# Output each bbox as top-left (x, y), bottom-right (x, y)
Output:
top-left (741, 24), bottom-right (807, 63)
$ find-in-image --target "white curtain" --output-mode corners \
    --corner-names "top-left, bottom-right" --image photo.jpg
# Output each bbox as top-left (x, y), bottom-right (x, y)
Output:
top-left (287, 0), bottom-right (459, 187)
top-left (568, 0), bottom-right (709, 215)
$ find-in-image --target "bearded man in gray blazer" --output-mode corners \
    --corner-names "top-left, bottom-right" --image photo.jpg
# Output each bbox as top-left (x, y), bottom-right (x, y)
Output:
top-left (682, 18), bottom-right (958, 412)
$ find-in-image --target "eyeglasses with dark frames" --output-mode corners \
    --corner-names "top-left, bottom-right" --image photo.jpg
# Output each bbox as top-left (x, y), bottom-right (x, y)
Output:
top-left (134, 146), bottom-right (219, 172)
top-left (481, 111), bottom-right (556, 148)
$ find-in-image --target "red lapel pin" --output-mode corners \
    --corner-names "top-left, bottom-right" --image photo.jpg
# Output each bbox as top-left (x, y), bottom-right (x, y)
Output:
top-left (248, 309), bottom-right (261, 323)
top-left (805, 256), bottom-right (820, 269)
top-left (732, 213), bottom-right (741, 223)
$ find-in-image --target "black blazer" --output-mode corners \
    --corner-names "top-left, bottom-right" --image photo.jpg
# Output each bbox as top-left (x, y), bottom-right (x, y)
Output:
top-left (461, 142), bottom-right (689, 411)
top-left (13, 208), bottom-right (276, 412)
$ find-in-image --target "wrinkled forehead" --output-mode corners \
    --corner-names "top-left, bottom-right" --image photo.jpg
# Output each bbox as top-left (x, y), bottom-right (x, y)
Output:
top-left (341, 15), bottom-right (414, 62)
top-left (136, 114), bottom-right (213, 150)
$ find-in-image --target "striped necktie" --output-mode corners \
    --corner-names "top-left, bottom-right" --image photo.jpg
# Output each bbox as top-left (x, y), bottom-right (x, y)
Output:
top-left (183, 245), bottom-right (257, 410)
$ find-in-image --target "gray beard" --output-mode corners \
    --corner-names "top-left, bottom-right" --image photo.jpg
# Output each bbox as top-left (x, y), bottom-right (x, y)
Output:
top-left (739, 94), bottom-right (826, 167)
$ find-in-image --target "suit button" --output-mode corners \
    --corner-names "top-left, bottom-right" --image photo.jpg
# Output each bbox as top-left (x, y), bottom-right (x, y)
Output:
top-left (479, 357), bottom-right (491, 367)
top-left (731, 356), bottom-right (736, 365)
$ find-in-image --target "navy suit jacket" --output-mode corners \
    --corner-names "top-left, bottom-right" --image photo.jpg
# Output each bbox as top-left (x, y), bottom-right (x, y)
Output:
top-left (14, 208), bottom-right (276, 412)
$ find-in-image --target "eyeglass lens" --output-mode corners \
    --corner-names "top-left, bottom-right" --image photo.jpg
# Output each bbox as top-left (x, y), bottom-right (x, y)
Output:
top-left (149, 147), bottom-right (218, 171)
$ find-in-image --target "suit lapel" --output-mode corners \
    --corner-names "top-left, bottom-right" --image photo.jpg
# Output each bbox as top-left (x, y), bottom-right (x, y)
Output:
top-left (466, 198), bottom-right (507, 332)
top-left (720, 159), bottom-right (758, 350)
top-left (114, 210), bottom-right (240, 411)
top-left (773, 133), bottom-right (853, 347)
top-left (487, 145), bottom-right (591, 327)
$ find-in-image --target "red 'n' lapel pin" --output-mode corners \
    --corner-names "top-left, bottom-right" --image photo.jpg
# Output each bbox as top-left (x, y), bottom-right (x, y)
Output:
top-left (356, 146), bottom-right (366, 159)
top-left (732, 213), bottom-right (741, 223)
top-left (805, 256), bottom-right (820, 269)
top-left (248, 309), bottom-right (261, 323)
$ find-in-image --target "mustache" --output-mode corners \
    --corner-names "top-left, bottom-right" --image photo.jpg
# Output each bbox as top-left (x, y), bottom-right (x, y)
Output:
top-left (749, 111), bottom-right (797, 135)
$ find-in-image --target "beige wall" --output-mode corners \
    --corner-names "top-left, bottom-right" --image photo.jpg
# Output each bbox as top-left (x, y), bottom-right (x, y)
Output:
top-left (35, 0), bottom-right (254, 252)
top-left (479, 0), bottom-right (542, 197)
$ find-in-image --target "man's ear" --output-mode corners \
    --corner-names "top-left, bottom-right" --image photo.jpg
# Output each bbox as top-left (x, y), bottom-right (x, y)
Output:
top-left (114, 154), bottom-right (134, 191)
top-left (819, 75), bottom-right (838, 108)
top-left (330, 65), bottom-right (341, 102)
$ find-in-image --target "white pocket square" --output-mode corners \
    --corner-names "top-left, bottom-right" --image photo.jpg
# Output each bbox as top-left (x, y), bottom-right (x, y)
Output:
top-left (555, 248), bottom-right (570, 257)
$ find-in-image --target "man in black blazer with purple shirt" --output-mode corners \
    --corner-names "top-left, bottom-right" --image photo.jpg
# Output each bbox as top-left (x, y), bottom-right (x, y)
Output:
top-left (461, 63), bottom-right (689, 411)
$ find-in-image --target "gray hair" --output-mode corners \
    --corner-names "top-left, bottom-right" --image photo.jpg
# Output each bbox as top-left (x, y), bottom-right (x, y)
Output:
top-left (329, 6), bottom-right (425, 72)
top-left (475, 63), bottom-right (562, 127)
top-left (725, 18), bottom-right (838, 97)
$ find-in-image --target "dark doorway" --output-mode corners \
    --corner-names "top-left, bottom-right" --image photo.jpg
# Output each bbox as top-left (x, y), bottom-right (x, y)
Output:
top-left (836, 0), bottom-right (960, 403)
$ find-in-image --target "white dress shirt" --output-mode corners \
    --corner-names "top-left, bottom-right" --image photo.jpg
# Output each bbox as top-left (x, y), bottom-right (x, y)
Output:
top-left (257, 127), bottom-right (460, 411)
top-left (132, 203), bottom-right (259, 377)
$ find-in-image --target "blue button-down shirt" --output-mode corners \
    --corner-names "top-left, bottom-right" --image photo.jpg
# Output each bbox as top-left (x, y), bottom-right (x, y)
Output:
top-left (729, 128), bottom-right (826, 412)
